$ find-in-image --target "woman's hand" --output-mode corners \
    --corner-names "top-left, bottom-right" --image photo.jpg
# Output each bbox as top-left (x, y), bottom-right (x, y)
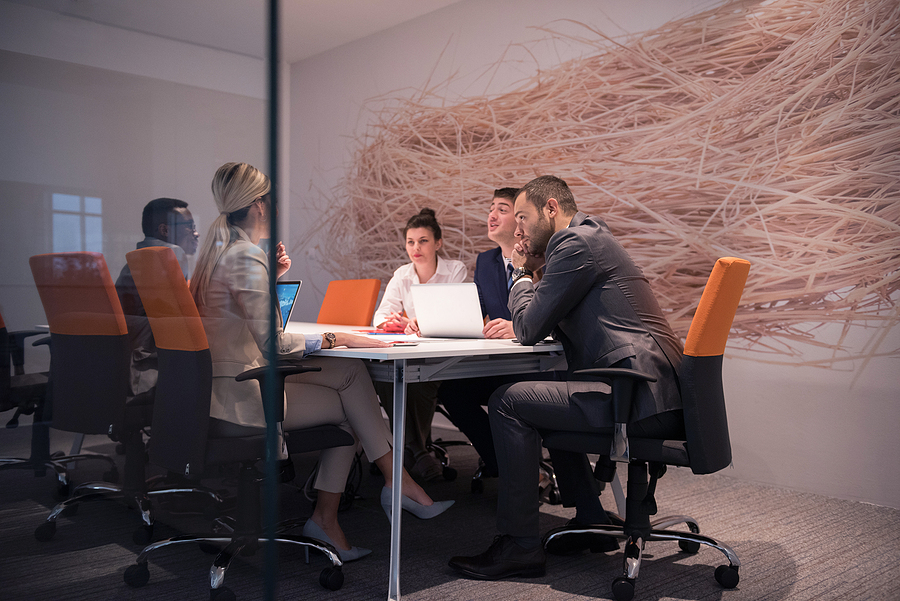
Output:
top-left (379, 311), bottom-right (409, 333)
top-left (404, 318), bottom-right (420, 336)
top-left (332, 332), bottom-right (392, 349)
top-left (274, 241), bottom-right (292, 279)
top-left (483, 318), bottom-right (515, 339)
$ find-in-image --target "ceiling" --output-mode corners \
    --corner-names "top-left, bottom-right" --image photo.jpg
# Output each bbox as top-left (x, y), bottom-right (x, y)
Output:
top-left (7, 0), bottom-right (466, 62)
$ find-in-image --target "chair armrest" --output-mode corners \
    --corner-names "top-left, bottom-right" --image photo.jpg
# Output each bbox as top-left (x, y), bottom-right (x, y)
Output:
top-left (235, 361), bottom-right (322, 423)
top-left (7, 330), bottom-right (47, 375)
top-left (572, 367), bottom-right (657, 463)
top-left (31, 336), bottom-right (51, 347)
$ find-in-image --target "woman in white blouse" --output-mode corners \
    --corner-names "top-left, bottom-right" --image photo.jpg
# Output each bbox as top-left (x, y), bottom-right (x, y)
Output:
top-left (190, 164), bottom-right (452, 562)
top-left (372, 208), bottom-right (467, 481)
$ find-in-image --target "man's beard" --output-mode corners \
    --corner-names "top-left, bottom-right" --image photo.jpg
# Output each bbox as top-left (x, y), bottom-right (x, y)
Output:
top-left (525, 217), bottom-right (553, 256)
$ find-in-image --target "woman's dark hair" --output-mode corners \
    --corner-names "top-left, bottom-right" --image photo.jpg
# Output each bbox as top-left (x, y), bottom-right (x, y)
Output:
top-left (403, 208), bottom-right (442, 240)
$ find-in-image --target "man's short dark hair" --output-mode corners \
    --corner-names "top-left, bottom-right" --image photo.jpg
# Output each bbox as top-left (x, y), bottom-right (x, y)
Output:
top-left (142, 197), bottom-right (189, 238)
top-left (493, 187), bottom-right (519, 202)
top-left (517, 176), bottom-right (577, 214)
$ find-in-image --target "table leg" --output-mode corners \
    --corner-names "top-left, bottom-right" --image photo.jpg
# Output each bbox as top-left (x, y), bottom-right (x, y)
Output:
top-left (388, 359), bottom-right (407, 601)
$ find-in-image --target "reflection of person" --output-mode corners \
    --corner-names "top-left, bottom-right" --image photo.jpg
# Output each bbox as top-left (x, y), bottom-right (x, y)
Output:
top-left (450, 175), bottom-right (684, 580)
top-left (372, 208), bottom-right (466, 481)
top-left (191, 163), bottom-right (452, 562)
top-left (115, 197), bottom-right (200, 401)
top-left (438, 188), bottom-right (529, 478)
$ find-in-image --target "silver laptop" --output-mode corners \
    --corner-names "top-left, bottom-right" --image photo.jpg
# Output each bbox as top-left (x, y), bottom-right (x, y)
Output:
top-left (276, 280), bottom-right (303, 326)
top-left (410, 283), bottom-right (484, 338)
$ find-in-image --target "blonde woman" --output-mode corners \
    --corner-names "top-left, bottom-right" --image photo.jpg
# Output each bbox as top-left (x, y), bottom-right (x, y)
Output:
top-left (191, 163), bottom-right (452, 562)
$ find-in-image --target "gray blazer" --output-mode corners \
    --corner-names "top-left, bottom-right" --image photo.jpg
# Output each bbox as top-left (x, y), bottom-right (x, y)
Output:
top-left (198, 227), bottom-right (320, 428)
top-left (509, 212), bottom-right (683, 426)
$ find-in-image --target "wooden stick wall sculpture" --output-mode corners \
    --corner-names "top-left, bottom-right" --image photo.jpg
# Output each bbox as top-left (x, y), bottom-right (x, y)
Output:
top-left (306, 0), bottom-right (900, 361)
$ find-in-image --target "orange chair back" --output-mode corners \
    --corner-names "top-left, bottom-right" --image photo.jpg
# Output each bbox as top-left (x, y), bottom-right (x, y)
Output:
top-left (29, 252), bottom-right (127, 337)
top-left (683, 257), bottom-right (750, 358)
top-left (316, 279), bottom-right (381, 326)
top-left (125, 247), bottom-right (208, 352)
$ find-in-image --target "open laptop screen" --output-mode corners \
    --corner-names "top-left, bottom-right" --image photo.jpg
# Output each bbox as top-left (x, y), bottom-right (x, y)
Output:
top-left (275, 280), bottom-right (302, 326)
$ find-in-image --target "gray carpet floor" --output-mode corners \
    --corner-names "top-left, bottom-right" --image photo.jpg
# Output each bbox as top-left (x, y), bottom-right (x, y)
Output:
top-left (1, 417), bottom-right (898, 601)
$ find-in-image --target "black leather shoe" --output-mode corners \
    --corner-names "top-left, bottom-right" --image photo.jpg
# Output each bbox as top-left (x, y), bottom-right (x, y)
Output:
top-left (449, 535), bottom-right (546, 580)
top-left (543, 519), bottom-right (620, 555)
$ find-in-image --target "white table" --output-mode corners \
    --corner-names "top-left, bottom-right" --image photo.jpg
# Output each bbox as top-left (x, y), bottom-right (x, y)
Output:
top-left (286, 323), bottom-right (565, 600)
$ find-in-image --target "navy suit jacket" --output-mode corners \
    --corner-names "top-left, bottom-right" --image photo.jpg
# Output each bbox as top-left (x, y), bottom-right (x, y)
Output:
top-left (509, 212), bottom-right (683, 426)
top-left (474, 247), bottom-right (511, 321)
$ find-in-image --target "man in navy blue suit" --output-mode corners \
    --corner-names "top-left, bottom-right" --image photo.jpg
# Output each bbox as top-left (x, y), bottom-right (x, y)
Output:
top-left (438, 187), bottom-right (521, 477)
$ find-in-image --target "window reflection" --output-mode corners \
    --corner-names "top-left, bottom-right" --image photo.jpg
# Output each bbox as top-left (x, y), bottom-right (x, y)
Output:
top-left (52, 193), bottom-right (103, 253)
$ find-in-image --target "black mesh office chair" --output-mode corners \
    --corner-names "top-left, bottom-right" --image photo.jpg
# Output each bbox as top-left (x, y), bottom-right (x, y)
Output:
top-left (122, 246), bottom-right (354, 598)
top-left (541, 257), bottom-right (749, 601)
top-left (29, 252), bottom-right (210, 545)
top-left (0, 309), bottom-right (61, 489)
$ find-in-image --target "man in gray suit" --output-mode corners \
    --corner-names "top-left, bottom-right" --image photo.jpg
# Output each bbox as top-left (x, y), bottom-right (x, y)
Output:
top-left (449, 175), bottom-right (684, 580)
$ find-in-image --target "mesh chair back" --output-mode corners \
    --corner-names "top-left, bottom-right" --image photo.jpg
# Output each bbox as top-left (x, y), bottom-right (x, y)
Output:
top-left (126, 247), bottom-right (211, 477)
top-left (29, 252), bottom-right (130, 434)
top-left (679, 257), bottom-right (750, 474)
top-left (317, 279), bottom-right (381, 326)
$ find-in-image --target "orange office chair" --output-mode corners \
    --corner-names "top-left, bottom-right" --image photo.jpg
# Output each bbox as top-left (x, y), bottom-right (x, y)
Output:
top-left (122, 246), bottom-right (353, 596)
top-left (316, 279), bottom-right (381, 326)
top-left (29, 252), bottom-right (194, 545)
top-left (541, 257), bottom-right (749, 601)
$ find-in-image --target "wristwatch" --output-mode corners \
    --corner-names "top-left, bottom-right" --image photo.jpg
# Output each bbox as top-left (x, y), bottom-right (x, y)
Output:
top-left (510, 267), bottom-right (534, 283)
top-left (323, 332), bottom-right (336, 349)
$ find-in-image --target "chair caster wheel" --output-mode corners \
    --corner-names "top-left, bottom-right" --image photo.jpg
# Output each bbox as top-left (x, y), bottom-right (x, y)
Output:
top-left (611, 576), bottom-right (635, 601)
top-left (547, 488), bottom-right (561, 505)
top-left (442, 466), bottom-right (457, 481)
top-left (132, 524), bottom-right (154, 545)
top-left (679, 539), bottom-right (701, 554)
top-left (471, 478), bottom-right (484, 493)
top-left (715, 564), bottom-right (740, 588)
top-left (124, 563), bottom-right (150, 587)
top-left (103, 468), bottom-right (120, 483)
top-left (34, 521), bottom-right (56, 542)
top-left (320, 566), bottom-right (344, 590)
top-left (210, 586), bottom-right (236, 601)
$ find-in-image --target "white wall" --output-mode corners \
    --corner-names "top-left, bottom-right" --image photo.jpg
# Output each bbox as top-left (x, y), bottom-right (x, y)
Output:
top-left (290, 0), bottom-right (900, 508)
top-left (0, 1), bottom-right (268, 371)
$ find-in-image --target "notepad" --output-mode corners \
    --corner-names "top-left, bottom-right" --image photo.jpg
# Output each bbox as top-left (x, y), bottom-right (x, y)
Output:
top-left (276, 280), bottom-right (302, 326)
top-left (409, 283), bottom-right (484, 338)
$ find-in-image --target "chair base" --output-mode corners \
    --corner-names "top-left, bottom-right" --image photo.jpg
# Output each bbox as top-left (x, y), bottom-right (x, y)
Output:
top-left (1, 451), bottom-right (119, 497)
top-left (34, 480), bottom-right (225, 545)
top-left (124, 461), bottom-right (347, 595)
top-left (543, 517), bottom-right (740, 600)
top-left (124, 529), bottom-right (345, 593)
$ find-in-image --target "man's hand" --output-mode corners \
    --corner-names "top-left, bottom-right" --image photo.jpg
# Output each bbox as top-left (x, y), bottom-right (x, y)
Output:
top-left (274, 241), bottom-right (292, 279)
top-left (333, 332), bottom-right (392, 348)
top-left (512, 242), bottom-right (545, 272)
top-left (483, 318), bottom-right (515, 339)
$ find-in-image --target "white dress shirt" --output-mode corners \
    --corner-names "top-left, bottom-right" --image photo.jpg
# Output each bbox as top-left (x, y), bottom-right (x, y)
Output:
top-left (372, 256), bottom-right (467, 325)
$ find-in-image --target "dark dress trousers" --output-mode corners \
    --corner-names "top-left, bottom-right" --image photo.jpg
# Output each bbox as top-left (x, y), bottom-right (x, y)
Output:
top-left (491, 212), bottom-right (684, 537)
top-left (439, 247), bottom-right (514, 476)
